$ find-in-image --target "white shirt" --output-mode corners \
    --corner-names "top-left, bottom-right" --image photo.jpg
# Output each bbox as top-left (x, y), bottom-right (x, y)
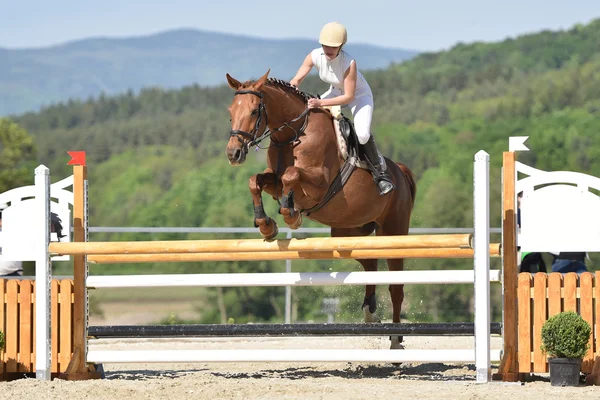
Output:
top-left (310, 48), bottom-right (372, 99)
top-left (0, 259), bottom-right (22, 276)
top-left (0, 226), bottom-right (23, 275)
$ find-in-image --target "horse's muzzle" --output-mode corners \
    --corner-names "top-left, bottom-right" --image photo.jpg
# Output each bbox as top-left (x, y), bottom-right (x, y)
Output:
top-left (226, 144), bottom-right (247, 165)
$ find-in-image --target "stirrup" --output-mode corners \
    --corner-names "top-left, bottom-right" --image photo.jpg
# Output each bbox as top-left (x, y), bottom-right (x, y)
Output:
top-left (377, 179), bottom-right (394, 196)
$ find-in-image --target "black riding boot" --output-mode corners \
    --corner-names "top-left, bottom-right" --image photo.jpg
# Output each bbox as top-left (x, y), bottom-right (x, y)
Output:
top-left (362, 136), bottom-right (395, 196)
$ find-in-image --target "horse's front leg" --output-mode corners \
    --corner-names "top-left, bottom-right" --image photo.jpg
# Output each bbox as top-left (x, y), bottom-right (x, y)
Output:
top-left (279, 166), bottom-right (328, 229)
top-left (249, 170), bottom-right (280, 240)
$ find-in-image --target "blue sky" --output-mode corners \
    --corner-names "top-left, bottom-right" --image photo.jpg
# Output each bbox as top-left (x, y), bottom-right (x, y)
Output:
top-left (1, 0), bottom-right (598, 51)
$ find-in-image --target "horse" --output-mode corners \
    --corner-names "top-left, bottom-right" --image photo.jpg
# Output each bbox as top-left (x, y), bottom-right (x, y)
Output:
top-left (224, 69), bottom-right (417, 349)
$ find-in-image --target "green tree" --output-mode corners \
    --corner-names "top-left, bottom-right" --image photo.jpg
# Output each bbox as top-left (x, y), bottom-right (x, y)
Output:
top-left (0, 119), bottom-right (36, 193)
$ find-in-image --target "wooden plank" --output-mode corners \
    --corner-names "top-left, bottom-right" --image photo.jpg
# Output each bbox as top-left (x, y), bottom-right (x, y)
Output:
top-left (548, 273), bottom-right (563, 317)
top-left (59, 280), bottom-right (73, 371)
top-left (18, 281), bottom-right (32, 373)
top-left (517, 273), bottom-right (532, 372)
top-left (5, 280), bottom-right (18, 373)
top-left (563, 273), bottom-right (578, 312)
top-left (32, 281), bottom-right (35, 371)
top-left (580, 272), bottom-right (594, 373)
top-left (72, 165), bottom-right (87, 375)
top-left (596, 273), bottom-right (600, 369)
top-left (51, 280), bottom-right (59, 373)
top-left (499, 150), bottom-right (519, 380)
top-left (0, 279), bottom-right (5, 376)
top-left (533, 273), bottom-right (548, 373)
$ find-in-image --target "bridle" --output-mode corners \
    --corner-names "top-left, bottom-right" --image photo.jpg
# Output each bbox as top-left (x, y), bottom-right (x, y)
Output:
top-left (229, 89), bottom-right (311, 155)
top-left (229, 90), bottom-right (267, 149)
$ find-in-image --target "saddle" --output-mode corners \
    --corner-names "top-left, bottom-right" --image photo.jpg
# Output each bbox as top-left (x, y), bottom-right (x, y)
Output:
top-left (324, 106), bottom-right (376, 170)
top-left (302, 106), bottom-right (363, 215)
top-left (303, 105), bottom-right (385, 215)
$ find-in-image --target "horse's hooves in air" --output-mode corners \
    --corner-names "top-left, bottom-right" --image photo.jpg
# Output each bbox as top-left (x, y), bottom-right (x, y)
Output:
top-left (259, 219), bottom-right (279, 241)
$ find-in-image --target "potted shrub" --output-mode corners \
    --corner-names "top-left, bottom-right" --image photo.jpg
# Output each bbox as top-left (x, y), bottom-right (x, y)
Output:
top-left (541, 311), bottom-right (592, 386)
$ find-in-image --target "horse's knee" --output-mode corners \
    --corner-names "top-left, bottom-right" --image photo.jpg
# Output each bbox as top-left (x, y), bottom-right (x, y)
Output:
top-left (248, 175), bottom-right (261, 196)
top-left (281, 167), bottom-right (301, 188)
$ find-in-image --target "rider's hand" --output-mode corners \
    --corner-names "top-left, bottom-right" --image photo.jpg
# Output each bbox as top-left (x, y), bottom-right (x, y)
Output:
top-left (307, 98), bottom-right (322, 109)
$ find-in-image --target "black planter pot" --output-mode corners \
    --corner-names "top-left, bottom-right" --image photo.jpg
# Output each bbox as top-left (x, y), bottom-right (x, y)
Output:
top-left (548, 357), bottom-right (582, 386)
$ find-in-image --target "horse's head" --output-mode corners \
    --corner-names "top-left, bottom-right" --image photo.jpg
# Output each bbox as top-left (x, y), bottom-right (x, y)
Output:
top-left (225, 69), bottom-right (270, 165)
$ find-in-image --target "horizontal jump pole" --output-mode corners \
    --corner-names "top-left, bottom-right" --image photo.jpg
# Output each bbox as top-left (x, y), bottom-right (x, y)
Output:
top-left (87, 349), bottom-right (503, 363)
top-left (49, 233), bottom-right (474, 256)
top-left (86, 244), bottom-right (501, 264)
top-left (86, 270), bottom-right (502, 288)
top-left (88, 322), bottom-right (503, 338)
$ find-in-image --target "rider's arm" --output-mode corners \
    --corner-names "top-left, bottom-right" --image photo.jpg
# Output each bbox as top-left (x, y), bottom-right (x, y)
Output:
top-left (319, 61), bottom-right (357, 107)
top-left (290, 53), bottom-right (314, 87)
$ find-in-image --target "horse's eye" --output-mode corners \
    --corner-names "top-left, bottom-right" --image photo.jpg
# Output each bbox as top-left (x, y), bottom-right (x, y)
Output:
top-left (251, 109), bottom-right (259, 116)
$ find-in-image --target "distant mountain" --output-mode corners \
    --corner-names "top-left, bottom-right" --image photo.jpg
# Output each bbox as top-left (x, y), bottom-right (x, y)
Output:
top-left (0, 29), bottom-right (419, 116)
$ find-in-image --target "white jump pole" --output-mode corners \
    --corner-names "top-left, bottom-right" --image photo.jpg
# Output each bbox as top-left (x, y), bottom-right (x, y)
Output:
top-left (87, 349), bottom-right (503, 364)
top-left (86, 270), bottom-right (501, 288)
top-left (474, 150), bottom-right (491, 383)
top-left (34, 165), bottom-right (52, 381)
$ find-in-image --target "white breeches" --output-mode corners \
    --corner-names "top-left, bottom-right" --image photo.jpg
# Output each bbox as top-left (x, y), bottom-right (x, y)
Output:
top-left (321, 87), bottom-right (373, 145)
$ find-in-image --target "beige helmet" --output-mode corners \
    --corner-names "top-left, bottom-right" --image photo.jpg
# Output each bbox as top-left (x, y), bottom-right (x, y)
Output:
top-left (319, 22), bottom-right (347, 47)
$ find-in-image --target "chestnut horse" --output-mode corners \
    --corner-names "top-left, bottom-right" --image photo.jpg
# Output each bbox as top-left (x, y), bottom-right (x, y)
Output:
top-left (225, 70), bottom-right (416, 349)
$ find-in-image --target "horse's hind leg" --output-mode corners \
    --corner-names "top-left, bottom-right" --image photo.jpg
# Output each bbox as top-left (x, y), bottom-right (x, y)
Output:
top-left (386, 257), bottom-right (405, 349)
top-left (331, 223), bottom-right (379, 322)
top-left (378, 219), bottom-right (409, 350)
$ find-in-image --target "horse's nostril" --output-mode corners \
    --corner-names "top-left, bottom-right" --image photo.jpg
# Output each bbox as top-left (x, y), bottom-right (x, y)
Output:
top-left (234, 149), bottom-right (241, 161)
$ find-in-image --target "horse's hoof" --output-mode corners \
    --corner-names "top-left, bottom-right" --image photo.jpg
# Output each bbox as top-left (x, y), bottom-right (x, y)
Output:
top-left (362, 305), bottom-right (381, 323)
top-left (390, 336), bottom-right (404, 366)
top-left (390, 336), bottom-right (404, 350)
top-left (285, 212), bottom-right (302, 230)
top-left (260, 219), bottom-right (279, 241)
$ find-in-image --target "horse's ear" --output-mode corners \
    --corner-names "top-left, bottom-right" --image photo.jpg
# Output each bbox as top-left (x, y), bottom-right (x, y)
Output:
top-left (253, 69), bottom-right (270, 90)
top-left (226, 73), bottom-right (242, 90)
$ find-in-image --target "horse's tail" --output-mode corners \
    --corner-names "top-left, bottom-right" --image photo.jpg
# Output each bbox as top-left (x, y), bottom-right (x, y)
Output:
top-left (396, 162), bottom-right (417, 207)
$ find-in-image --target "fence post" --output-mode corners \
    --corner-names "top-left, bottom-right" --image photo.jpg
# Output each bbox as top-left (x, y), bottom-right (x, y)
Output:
top-left (285, 230), bottom-right (292, 324)
top-left (34, 165), bottom-right (51, 380)
top-left (474, 151), bottom-right (491, 383)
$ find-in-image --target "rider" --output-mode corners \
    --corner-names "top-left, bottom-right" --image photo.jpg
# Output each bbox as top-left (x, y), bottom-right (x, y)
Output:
top-left (290, 22), bottom-right (394, 196)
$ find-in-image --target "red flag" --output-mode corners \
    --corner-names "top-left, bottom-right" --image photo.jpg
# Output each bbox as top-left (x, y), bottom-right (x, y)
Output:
top-left (67, 151), bottom-right (86, 166)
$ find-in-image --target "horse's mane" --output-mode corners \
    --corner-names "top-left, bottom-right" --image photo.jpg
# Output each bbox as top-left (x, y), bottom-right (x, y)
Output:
top-left (241, 77), bottom-right (318, 104)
